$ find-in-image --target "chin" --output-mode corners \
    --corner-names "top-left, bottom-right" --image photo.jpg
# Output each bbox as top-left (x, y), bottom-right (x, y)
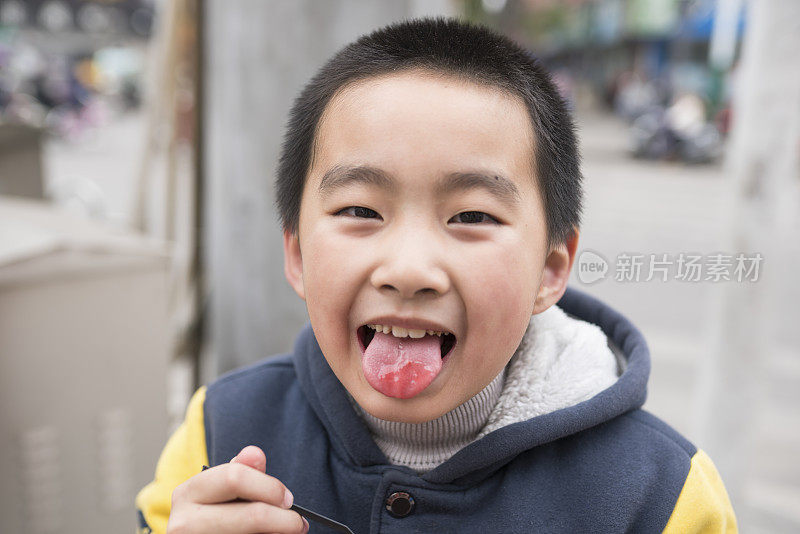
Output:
top-left (356, 388), bottom-right (450, 424)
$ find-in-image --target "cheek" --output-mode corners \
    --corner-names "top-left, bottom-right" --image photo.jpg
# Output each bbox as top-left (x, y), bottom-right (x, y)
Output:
top-left (302, 228), bottom-right (355, 285)
top-left (300, 233), bottom-right (351, 320)
top-left (463, 240), bottom-right (542, 345)
top-left (476, 267), bottom-right (536, 327)
top-left (300, 229), bottom-right (371, 336)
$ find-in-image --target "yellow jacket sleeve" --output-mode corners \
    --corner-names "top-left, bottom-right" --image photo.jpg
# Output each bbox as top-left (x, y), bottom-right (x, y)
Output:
top-left (135, 387), bottom-right (209, 534)
top-left (663, 449), bottom-right (737, 533)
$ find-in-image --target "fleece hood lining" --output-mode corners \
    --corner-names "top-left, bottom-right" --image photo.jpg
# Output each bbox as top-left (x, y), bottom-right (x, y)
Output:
top-left (479, 304), bottom-right (621, 438)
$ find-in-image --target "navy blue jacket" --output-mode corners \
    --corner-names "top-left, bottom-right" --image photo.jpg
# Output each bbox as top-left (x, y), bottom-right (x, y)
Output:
top-left (136, 287), bottom-right (736, 533)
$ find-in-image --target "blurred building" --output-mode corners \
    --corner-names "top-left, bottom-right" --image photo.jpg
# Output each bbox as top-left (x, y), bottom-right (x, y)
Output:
top-left (0, 0), bottom-right (152, 141)
top-left (467, 0), bottom-right (746, 118)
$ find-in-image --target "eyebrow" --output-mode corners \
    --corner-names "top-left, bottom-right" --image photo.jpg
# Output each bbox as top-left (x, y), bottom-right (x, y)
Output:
top-left (436, 171), bottom-right (521, 206)
top-left (318, 165), bottom-right (396, 197)
top-left (318, 164), bottom-right (521, 207)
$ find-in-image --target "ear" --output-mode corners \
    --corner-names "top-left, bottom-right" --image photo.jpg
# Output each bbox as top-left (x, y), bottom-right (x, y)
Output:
top-left (532, 229), bottom-right (579, 315)
top-left (283, 229), bottom-right (305, 300)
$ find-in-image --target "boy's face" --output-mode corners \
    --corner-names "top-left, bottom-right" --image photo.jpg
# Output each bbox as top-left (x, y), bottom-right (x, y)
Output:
top-left (284, 70), bottom-right (575, 423)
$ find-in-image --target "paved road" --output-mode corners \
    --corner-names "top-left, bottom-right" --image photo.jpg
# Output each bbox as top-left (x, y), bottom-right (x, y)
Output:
top-left (574, 112), bottom-right (800, 532)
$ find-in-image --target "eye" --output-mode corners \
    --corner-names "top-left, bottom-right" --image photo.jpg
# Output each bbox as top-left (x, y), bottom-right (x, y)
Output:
top-left (449, 211), bottom-right (499, 225)
top-left (335, 206), bottom-right (381, 219)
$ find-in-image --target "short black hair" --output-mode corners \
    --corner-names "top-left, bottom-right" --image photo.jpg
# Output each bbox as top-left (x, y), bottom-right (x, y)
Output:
top-left (276, 17), bottom-right (581, 249)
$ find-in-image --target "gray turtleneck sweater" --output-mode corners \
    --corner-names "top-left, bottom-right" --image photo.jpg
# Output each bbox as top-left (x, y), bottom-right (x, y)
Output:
top-left (348, 304), bottom-right (621, 473)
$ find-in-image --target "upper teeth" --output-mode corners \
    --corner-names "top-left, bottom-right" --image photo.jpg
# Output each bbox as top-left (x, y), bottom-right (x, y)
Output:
top-left (368, 324), bottom-right (445, 338)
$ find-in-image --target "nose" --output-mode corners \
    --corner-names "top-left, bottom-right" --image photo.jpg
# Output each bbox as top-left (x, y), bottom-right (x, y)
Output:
top-left (370, 229), bottom-right (451, 299)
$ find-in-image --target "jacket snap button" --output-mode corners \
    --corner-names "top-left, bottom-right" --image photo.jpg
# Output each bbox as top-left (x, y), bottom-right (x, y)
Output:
top-left (385, 491), bottom-right (415, 517)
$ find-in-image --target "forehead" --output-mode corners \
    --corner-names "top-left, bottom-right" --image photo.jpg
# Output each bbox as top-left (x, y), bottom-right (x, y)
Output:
top-left (307, 70), bottom-right (538, 197)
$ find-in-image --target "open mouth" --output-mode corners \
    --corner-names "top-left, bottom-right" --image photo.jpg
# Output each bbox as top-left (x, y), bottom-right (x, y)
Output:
top-left (357, 324), bottom-right (457, 359)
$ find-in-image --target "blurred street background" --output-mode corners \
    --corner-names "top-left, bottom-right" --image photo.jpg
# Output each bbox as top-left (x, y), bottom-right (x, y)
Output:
top-left (1, 0), bottom-right (797, 532)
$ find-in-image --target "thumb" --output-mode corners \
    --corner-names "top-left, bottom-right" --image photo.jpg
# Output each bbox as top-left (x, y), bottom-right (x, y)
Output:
top-left (230, 445), bottom-right (267, 473)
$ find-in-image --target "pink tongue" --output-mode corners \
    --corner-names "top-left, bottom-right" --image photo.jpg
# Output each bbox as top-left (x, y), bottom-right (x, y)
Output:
top-left (362, 331), bottom-right (443, 399)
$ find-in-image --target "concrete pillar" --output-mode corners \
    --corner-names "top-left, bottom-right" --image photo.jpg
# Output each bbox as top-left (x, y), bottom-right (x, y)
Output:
top-left (697, 0), bottom-right (800, 529)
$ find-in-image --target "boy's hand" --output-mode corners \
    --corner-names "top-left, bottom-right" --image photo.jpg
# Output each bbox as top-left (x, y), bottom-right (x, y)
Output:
top-left (167, 445), bottom-right (309, 533)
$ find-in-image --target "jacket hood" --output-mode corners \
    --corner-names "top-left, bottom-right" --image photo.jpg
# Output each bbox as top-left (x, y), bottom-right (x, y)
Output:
top-left (292, 286), bottom-right (651, 486)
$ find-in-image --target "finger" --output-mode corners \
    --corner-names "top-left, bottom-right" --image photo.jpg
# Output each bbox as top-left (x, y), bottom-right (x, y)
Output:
top-left (169, 501), bottom-right (306, 534)
top-left (231, 445), bottom-right (267, 473)
top-left (183, 463), bottom-right (293, 508)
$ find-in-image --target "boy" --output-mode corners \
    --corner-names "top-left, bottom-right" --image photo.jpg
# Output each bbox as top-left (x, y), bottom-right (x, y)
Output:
top-left (137, 18), bottom-right (736, 533)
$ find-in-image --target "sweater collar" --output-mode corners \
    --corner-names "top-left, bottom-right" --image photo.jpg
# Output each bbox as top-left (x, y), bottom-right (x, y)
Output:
top-left (347, 368), bottom-right (506, 473)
